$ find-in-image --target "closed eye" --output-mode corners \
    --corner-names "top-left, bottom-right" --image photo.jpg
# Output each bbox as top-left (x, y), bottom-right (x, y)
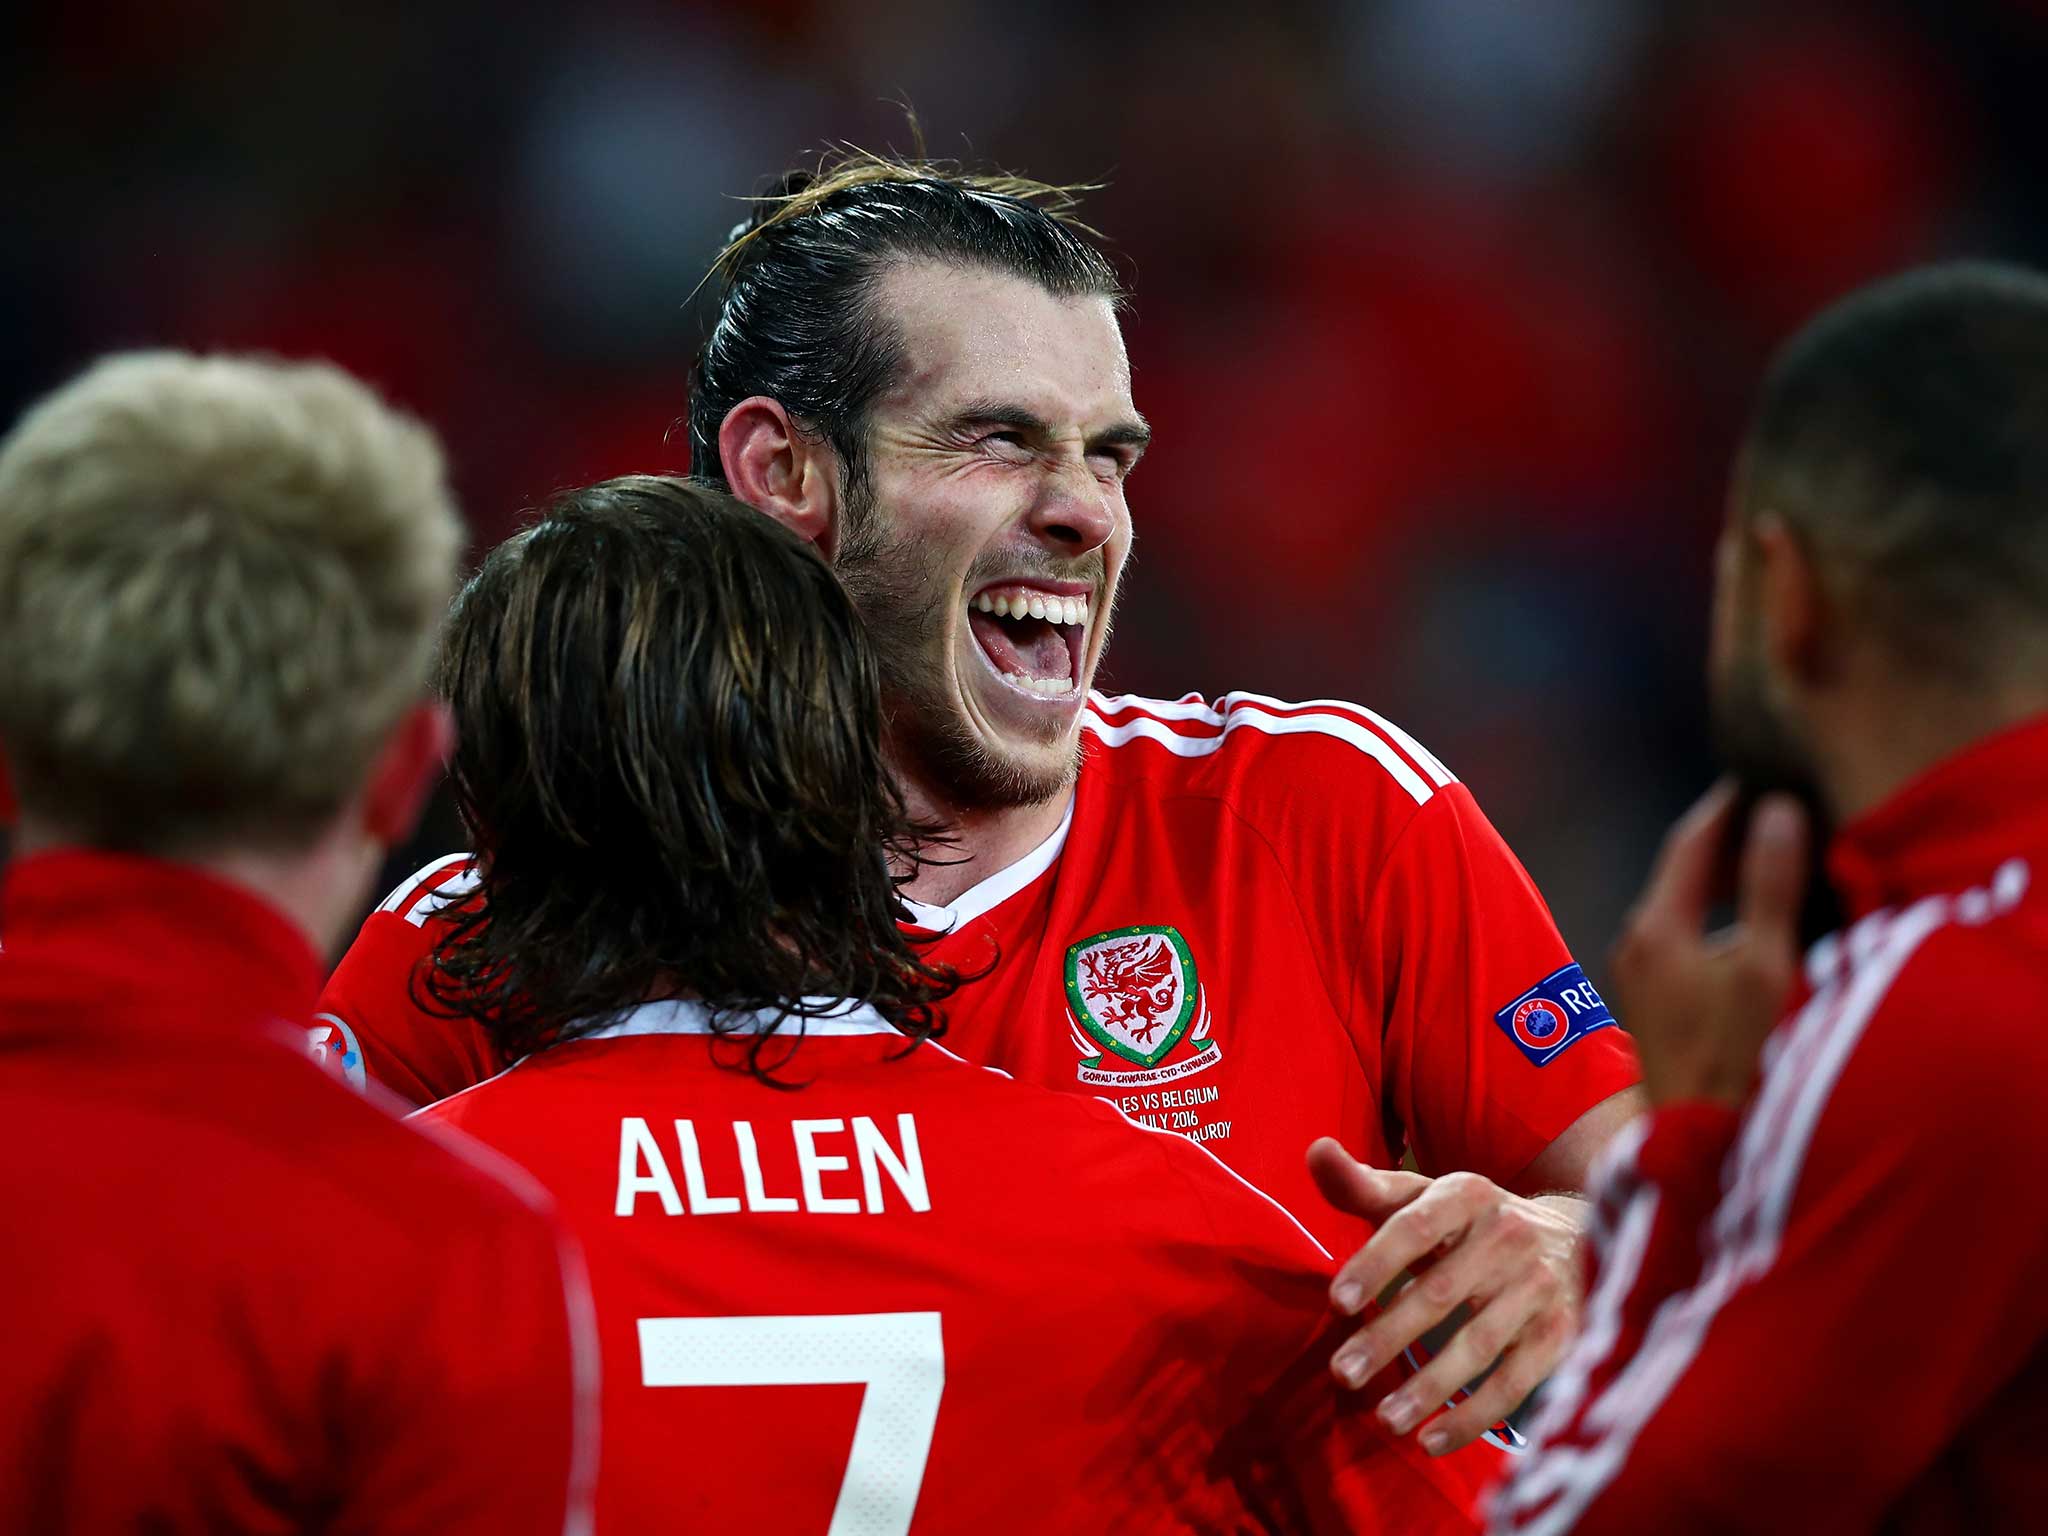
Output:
top-left (973, 429), bottom-right (1036, 458)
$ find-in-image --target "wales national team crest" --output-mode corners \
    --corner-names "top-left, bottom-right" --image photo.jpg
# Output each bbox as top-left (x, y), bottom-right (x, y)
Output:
top-left (1065, 925), bottom-right (1220, 1087)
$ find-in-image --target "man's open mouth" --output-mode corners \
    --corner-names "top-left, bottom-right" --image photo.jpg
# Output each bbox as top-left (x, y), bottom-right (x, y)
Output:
top-left (965, 584), bottom-right (1091, 698)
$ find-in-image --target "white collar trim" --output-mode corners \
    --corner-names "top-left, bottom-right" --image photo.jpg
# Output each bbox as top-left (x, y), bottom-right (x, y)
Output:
top-left (579, 997), bottom-right (898, 1040)
top-left (898, 795), bottom-right (1074, 933)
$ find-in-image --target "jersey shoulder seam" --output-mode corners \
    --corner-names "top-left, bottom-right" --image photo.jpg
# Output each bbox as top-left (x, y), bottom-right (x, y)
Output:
top-left (1081, 691), bottom-right (1455, 809)
top-left (913, 1039), bottom-right (1325, 1257)
top-left (373, 851), bottom-right (482, 928)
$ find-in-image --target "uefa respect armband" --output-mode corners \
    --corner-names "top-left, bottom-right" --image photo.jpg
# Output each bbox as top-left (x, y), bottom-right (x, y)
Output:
top-left (1493, 964), bottom-right (1616, 1067)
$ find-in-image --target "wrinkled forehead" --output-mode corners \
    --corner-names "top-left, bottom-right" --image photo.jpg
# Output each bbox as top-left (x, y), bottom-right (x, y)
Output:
top-left (871, 260), bottom-right (1134, 426)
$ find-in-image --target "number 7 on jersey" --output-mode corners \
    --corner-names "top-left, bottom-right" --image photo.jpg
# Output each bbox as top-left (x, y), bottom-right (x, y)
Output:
top-left (638, 1312), bottom-right (945, 1535)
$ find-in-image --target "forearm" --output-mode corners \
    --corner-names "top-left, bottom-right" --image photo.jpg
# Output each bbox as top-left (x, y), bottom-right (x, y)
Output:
top-left (1510, 1086), bottom-right (1650, 1200)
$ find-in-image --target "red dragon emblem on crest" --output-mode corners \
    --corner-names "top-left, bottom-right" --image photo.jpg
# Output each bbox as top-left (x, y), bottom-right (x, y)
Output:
top-left (1080, 935), bottom-right (1181, 1044)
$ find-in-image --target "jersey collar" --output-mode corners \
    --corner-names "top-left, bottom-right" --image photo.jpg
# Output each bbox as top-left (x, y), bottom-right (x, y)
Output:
top-left (1828, 712), bottom-right (2048, 918)
top-left (0, 848), bottom-right (322, 1032)
top-left (578, 996), bottom-right (899, 1040)
top-left (898, 794), bottom-right (1075, 934)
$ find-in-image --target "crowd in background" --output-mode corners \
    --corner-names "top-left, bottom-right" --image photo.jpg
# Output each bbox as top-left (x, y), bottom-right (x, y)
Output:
top-left (11, 0), bottom-right (2048, 958)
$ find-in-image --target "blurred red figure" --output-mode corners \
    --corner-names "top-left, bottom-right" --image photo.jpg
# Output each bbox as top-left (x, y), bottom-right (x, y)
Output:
top-left (0, 354), bottom-right (595, 1535)
top-left (1492, 267), bottom-right (2048, 1533)
top-left (412, 477), bottom-right (1503, 1532)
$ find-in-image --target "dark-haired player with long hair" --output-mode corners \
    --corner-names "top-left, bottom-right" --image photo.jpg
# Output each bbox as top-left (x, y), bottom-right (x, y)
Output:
top-left (324, 149), bottom-right (1644, 1468)
top-left (414, 474), bottom-right (1502, 1532)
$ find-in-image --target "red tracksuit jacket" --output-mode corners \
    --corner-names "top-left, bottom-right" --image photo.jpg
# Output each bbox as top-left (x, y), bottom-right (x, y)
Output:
top-left (0, 851), bottom-right (597, 1535)
top-left (1492, 717), bottom-right (2048, 1534)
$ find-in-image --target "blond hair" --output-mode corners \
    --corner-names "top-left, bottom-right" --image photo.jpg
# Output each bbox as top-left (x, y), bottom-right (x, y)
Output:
top-left (0, 351), bottom-right (461, 853)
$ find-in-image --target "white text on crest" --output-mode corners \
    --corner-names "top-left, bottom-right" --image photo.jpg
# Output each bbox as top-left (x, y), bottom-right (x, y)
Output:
top-left (615, 1114), bottom-right (930, 1216)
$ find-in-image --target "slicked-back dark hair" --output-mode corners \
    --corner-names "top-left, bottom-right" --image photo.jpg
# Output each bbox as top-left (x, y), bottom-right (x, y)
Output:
top-left (1742, 260), bottom-right (2048, 681)
top-left (424, 474), bottom-right (957, 1078)
top-left (689, 148), bottom-right (1123, 497)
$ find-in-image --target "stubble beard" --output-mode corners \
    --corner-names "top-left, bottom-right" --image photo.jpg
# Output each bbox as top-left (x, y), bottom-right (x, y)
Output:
top-left (1708, 649), bottom-right (1825, 817)
top-left (834, 487), bottom-right (1087, 816)
top-left (1709, 646), bottom-right (1847, 944)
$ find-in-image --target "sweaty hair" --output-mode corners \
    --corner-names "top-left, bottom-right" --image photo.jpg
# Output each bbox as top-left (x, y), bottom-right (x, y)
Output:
top-left (689, 145), bottom-right (1122, 498)
top-left (0, 351), bottom-right (460, 854)
top-left (425, 475), bottom-right (959, 1076)
top-left (1741, 260), bottom-right (2048, 683)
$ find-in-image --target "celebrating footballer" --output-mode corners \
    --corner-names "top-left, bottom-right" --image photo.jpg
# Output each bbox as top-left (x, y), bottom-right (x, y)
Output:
top-left (316, 148), bottom-right (1647, 1490)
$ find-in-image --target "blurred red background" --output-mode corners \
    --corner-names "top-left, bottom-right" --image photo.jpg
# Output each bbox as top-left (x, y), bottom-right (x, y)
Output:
top-left (9, 0), bottom-right (2047, 968)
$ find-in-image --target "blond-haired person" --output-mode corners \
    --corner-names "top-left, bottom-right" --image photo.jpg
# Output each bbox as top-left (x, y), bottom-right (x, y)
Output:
top-left (0, 353), bottom-right (596, 1536)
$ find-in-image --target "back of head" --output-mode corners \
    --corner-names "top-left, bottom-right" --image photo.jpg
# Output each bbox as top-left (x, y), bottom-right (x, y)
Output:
top-left (1740, 260), bottom-right (2048, 686)
top-left (689, 145), bottom-right (1122, 494)
top-left (429, 475), bottom-right (954, 1071)
top-left (0, 352), bottom-right (461, 855)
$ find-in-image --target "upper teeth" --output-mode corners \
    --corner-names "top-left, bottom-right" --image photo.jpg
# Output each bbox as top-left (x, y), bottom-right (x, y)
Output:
top-left (973, 591), bottom-right (1089, 626)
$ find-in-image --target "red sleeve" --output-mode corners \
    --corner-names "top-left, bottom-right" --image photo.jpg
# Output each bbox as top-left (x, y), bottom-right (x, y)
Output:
top-left (1371, 785), bottom-right (1640, 1187)
top-left (340, 1147), bottom-right (599, 1536)
top-left (316, 857), bottom-right (503, 1107)
top-left (1492, 932), bottom-right (2048, 1534)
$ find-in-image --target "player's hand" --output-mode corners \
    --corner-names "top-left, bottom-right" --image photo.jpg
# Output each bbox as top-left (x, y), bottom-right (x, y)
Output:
top-left (1307, 1140), bottom-right (1584, 1455)
top-left (1608, 780), bottom-right (1809, 1106)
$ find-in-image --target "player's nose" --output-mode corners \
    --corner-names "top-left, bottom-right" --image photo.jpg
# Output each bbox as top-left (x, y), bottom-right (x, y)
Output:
top-left (1025, 459), bottom-right (1117, 557)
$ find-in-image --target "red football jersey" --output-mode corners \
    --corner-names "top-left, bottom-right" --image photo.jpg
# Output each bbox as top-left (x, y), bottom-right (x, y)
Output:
top-left (1491, 719), bottom-right (2048, 1535)
top-left (320, 692), bottom-right (1640, 1258)
top-left (420, 998), bottom-right (1501, 1533)
top-left (0, 851), bottom-right (598, 1536)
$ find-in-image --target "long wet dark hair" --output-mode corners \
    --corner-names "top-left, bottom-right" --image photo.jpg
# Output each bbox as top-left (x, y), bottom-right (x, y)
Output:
top-left (422, 474), bottom-right (958, 1080)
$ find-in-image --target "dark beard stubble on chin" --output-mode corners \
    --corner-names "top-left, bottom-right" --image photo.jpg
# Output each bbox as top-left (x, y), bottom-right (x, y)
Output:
top-left (834, 493), bottom-right (1084, 813)
top-left (1708, 652), bottom-right (1846, 945)
top-left (1708, 654), bottom-right (1824, 811)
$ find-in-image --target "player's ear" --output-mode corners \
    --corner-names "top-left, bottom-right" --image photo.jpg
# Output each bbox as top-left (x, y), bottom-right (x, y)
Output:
top-left (718, 395), bottom-right (844, 560)
top-left (1753, 513), bottom-right (1831, 690)
top-left (361, 701), bottom-right (454, 849)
